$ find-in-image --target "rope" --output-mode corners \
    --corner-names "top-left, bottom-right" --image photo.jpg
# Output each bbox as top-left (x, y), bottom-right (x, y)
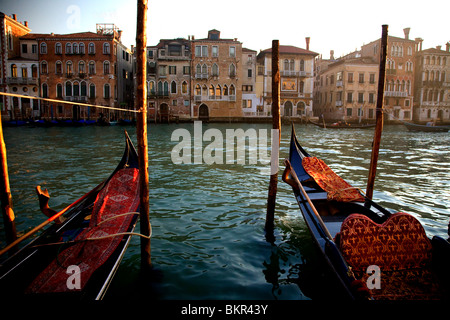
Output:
top-left (0, 91), bottom-right (139, 113)
top-left (30, 212), bottom-right (152, 249)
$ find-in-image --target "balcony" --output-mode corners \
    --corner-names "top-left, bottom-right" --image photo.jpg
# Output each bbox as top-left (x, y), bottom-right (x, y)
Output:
top-left (385, 91), bottom-right (408, 97)
top-left (195, 73), bottom-right (208, 79)
top-left (6, 77), bottom-right (38, 85)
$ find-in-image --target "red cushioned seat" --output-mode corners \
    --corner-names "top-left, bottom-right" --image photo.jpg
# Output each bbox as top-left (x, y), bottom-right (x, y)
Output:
top-left (339, 213), bottom-right (442, 300)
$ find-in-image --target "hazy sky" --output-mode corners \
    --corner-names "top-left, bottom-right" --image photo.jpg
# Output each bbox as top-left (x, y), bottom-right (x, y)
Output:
top-left (2, 0), bottom-right (449, 58)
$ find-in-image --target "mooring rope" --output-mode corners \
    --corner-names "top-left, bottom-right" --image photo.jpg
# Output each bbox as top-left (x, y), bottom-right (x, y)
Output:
top-left (30, 212), bottom-right (152, 249)
top-left (0, 91), bottom-right (139, 113)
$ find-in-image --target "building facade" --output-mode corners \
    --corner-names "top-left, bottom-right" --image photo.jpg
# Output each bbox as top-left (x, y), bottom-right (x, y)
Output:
top-left (147, 38), bottom-right (191, 122)
top-left (361, 28), bottom-right (416, 122)
top-left (256, 40), bottom-right (318, 119)
top-left (22, 24), bottom-right (133, 122)
top-left (313, 55), bottom-right (379, 122)
top-left (413, 42), bottom-right (450, 124)
top-left (191, 30), bottom-right (243, 121)
top-left (241, 47), bottom-right (258, 117)
top-left (0, 13), bottom-right (33, 120)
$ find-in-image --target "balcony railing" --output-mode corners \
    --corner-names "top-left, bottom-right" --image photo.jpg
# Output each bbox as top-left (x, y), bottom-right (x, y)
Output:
top-left (385, 91), bottom-right (408, 97)
top-left (6, 77), bottom-right (38, 85)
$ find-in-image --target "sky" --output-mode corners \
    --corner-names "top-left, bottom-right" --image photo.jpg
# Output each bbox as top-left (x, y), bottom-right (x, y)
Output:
top-left (1, 0), bottom-right (449, 58)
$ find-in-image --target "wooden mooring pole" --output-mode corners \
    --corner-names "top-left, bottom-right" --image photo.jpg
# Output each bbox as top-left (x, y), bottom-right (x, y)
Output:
top-left (136, 0), bottom-right (151, 267)
top-left (0, 119), bottom-right (17, 249)
top-left (366, 25), bottom-right (388, 200)
top-left (266, 40), bottom-right (281, 235)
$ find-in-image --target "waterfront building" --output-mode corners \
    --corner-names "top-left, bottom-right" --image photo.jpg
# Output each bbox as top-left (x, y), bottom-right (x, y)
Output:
top-left (361, 28), bottom-right (416, 122)
top-left (313, 54), bottom-right (379, 122)
top-left (413, 42), bottom-right (450, 124)
top-left (20, 23), bottom-right (133, 122)
top-left (256, 39), bottom-right (318, 120)
top-left (241, 47), bottom-right (258, 117)
top-left (0, 13), bottom-right (34, 121)
top-left (146, 38), bottom-right (191, 122)
top-left (191, 29), bottom-right (243, 121)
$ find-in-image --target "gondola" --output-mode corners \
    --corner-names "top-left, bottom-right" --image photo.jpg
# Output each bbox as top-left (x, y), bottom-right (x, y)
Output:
top-left (282, 124), bottom-right (450, 300)
top-left (309, 119), bottom-right (376, 129)
top-left (403, 121), bottom-right (449, 132)
top-left (0, 131), bottom-right (140, 300)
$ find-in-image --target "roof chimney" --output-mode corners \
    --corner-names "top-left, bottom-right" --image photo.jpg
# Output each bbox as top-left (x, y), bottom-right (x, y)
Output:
top-left (305, 37), bottom-right (310, 51)
top-left (446, 42), bottom-right (450, 52)
top-left (403, 27), bottom-right (410, 40)
top-left (330, 50), bottom-right (335, 60)
top-left (24, 21), bottom-right (28, 27)
top-left (12, 14), bottom-right (17, 20)
top-left (436, 45), bottom-right (442, 50)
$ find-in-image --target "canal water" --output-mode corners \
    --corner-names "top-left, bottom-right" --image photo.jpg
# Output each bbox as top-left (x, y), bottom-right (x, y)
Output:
top-left (1, 123), bottom-right (449, 300)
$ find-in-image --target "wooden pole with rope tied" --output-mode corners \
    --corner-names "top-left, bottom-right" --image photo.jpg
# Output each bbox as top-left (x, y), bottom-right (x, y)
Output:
top-left (0, 117), bottom-right (17, 253)
top-left (366, 25), bottom-right (388, 201)
top-left (136, 0), bottom-right (151, 268)
top-left (265, 40), bottom-right (281, 239)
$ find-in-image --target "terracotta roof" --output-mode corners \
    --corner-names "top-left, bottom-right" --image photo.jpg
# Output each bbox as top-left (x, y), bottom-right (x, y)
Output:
top-left (20, 32), bottom-right (112, 40)
top-left (259, 45), bottom-right (318, 56)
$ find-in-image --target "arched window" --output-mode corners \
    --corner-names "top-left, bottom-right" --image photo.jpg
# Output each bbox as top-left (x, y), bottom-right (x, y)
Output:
top-left (104, 83), bottom-right (110, 98)
top-left (171, 81), bottom-right (177, 94)
top-left (10, 64), bottom-right (17, 77)
top-left (65, 43), bottom-right (72, 54)
top-left (73, 42), bottom-right (78, 54)
top-left (78, 61), bottom-right (85, 74)
top-left (209, 84), bottom-right (215, 97)
top-left (55, 43), bottom-right (62, 54)
top-left (79, 43), bottom-right (85, 54)
top-left (149, 81), bottom-right (155, 95)
top-left (66, 61), bottom-right (73, 76)
top-left (80, 81), bottom-right (87, 96)
top-left (65, 81), bottom-right (72, 96)
top-left (40, 42), bottom-right (47, 54)
top-left (89, 83), bottom-right (96, 98)
top-left (88, 61), bottom-right (95, 74)
top-left (300, 59), bottom-right (304, 71)
top-left (56, 83), bottom-right (63, 98)
top-left (56, 61), bottom-right (62, 74)
top-left (229, 64), bottom-right (236, 77)
top-left (215, 84), bottom-right (221, 97)
top-left (41, 61), bottom-right (48, 74)
top-left (103, 61), bottom-right (110, 74)
top-left (88, 42), bottom-right (95, 54)
top-left (202, 64), bottom-right (207, 75)
top-left (73, 81), bottom-right (80, 96)
top-left (182, 81), bottom-right (188, 94)
top-left (42, 83), bottom-right (48, 98)
top-left (230, 84), bottom-right (235, 95)
top-left (223, 85), bottom-right (229, 96)
top-left (196, 64), bottom-right (201, 75)
top-left (31, 64), bottom-right (38, 78)
top-left (103, 42), bottom-right (110, 54)
top-left (157, 81), bottom-right (163, 95)
top-left (195, 84), bottom-right (201, 96)
top-left (212, 63), bottom-right (219, 76)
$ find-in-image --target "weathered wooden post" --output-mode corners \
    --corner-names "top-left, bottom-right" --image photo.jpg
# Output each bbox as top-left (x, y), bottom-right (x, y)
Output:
top-left (136, 0), bottom-right (151, 267)
top-left (266, 40), bottom-right (281, 235)
top-left (366, 25), bottom-right (388, 200)
top-left (0, 119), bottom-right (17, 249)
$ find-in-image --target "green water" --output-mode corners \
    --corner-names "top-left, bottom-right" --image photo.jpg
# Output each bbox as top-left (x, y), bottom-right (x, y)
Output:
top-left (1, 123), bottom-right (449, 300)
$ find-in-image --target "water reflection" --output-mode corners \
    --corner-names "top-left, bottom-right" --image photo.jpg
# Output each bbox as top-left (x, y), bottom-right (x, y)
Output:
top-left (1, 123), bottom-right (449, 300)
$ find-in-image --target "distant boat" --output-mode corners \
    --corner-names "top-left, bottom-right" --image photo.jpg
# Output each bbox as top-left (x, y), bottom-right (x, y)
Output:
top-left (403, 121), bottom-right (449, 132)
top-left (309, 120), bottom-right (376, 129)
